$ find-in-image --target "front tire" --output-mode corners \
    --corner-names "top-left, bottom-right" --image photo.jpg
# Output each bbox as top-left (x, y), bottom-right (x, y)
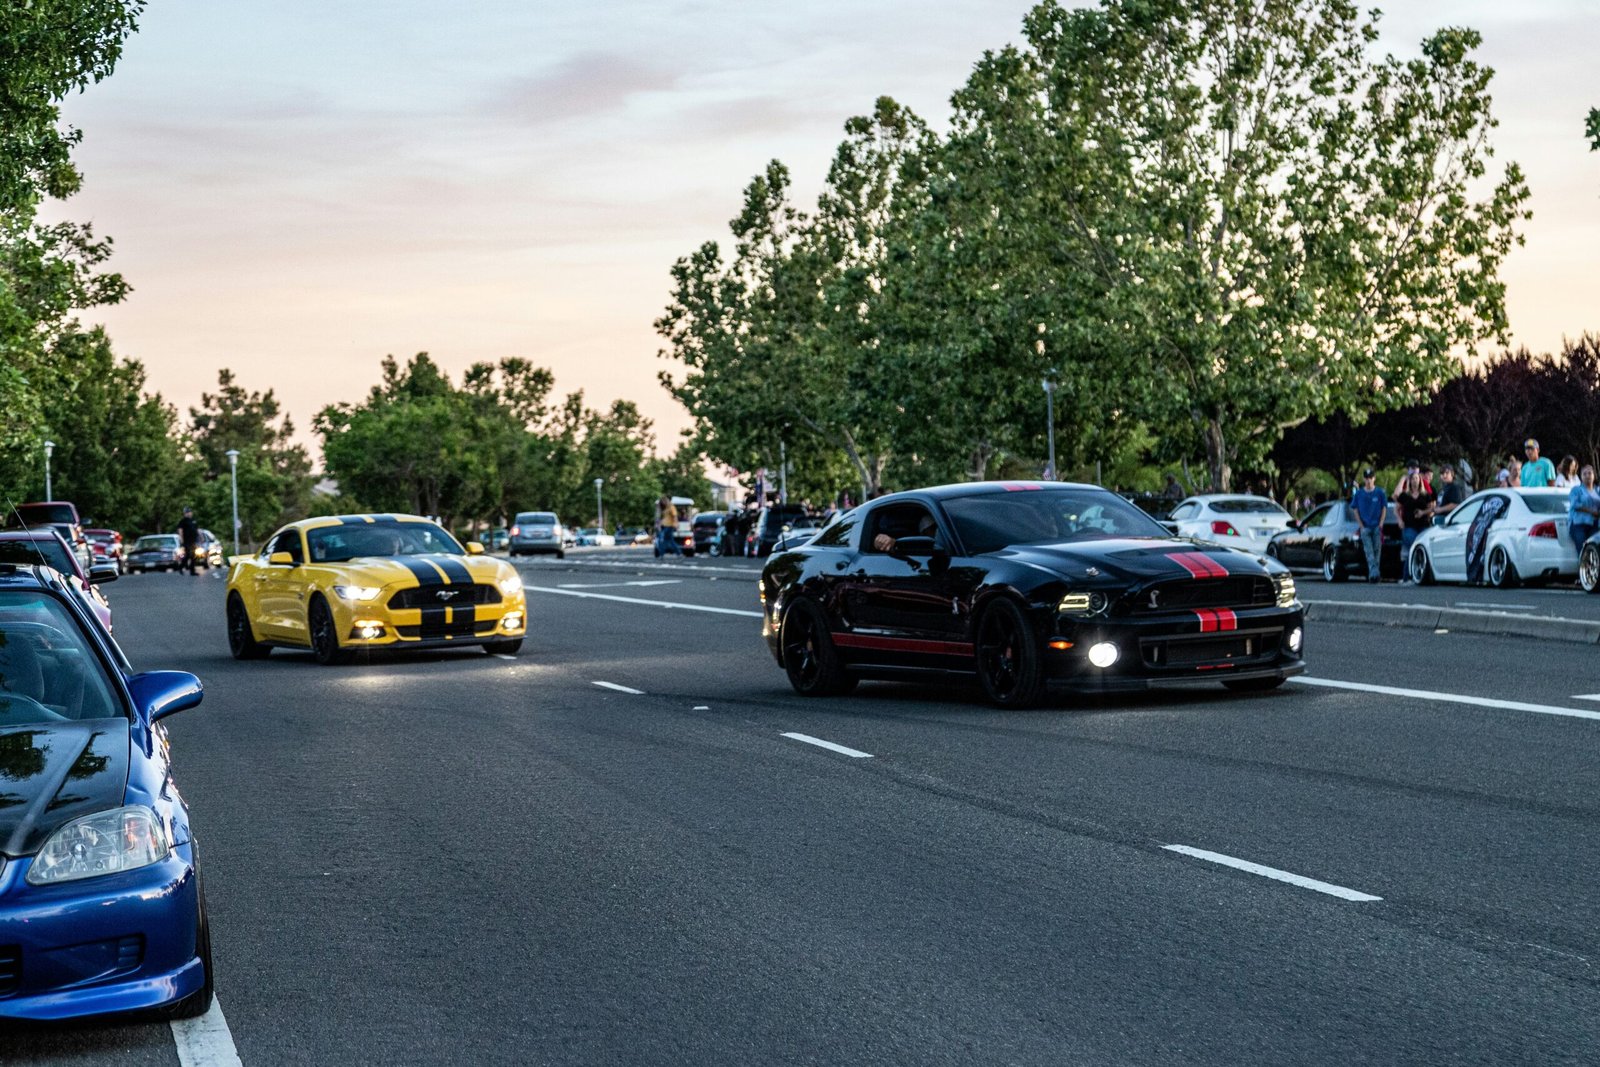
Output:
top-left (308, 596), bottom-right (352, 665)
top-left (1410, 545), bottom-right (1435, 586)
top-left (227, 594), bottom-right (271, 660)
top-left (780, 599), bottom-right (855, 696)
top-left (708, 542), bottom-right (721, 557)
top-left (1321, 547), bottom-right (1346, 583)
top-left (1223, 676), bottom-right (1287, 693)
top-left (975, 598), bottom-right (1047, 709)
top-left (1487, 545), bottom-right (1520, 589)
top-left (1581, 543), bottom-right (1600, 594)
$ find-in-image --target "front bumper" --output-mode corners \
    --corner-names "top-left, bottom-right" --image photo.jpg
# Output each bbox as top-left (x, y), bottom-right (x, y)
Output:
top-left (328, 591), bottom-right (528, 648)
top-left (509, 539), bottom-right (561, 554)
top-left (0, 846), bottom-right (203, 1021)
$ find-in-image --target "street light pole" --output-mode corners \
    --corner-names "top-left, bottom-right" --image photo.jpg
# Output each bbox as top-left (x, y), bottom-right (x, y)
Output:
top-left (42, 440), bottom-right (54, 500)
top-left (1040, 379), bottom-right (1056, 480)
top-left (779, 441), bottom-right (787, 505)
top-left (594, 477), bottom-right (604, 529)
top-left (226, 449), bottom-right (240, 557)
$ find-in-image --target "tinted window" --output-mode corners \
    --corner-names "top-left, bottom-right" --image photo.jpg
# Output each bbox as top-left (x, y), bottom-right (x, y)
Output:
top-left (810, 510), bottom-right (859, 548)
top-left (517, 513), bottom-right (557, 525)
top-left (1448, 498), bottom-right (1484, 526)
top-left (1522, 493), bottom-right (1569, 515)
top-left (0, 590), bottom-right (120, 722)
top-left (1307, 505), bottom-right (1338, 528)
top-left (1209, 498), bottom-right (1289, 515)
top-left (8, 503), bottom-right (76, 527)
top-left (944, 488), bottom-right (1170, 555)
top-left (307, 521), bottom-right (463, 562)
top-left (0, 538), bottom-right (74, 574)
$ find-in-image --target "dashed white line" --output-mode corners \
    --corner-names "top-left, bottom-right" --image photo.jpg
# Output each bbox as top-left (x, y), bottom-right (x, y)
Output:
top-left (1291, 676), bottom-right (1600, 723)
top-left (526, 585), bottom-right (763, 618)
top-left (1163, 845), bottom-right (1382, 902)
top-left (558, 580), bottom-right (683, 589)
top-left (171, 995), bottom-right (244, 1067)
top-left (1574, 694), bottom-right (1600, 703)
top-left (593, 681), bottom-right (645, 695)
top-left (780, 732), bottom-right (873, 758)
top-left (492, 654), bottom-right (516, 660)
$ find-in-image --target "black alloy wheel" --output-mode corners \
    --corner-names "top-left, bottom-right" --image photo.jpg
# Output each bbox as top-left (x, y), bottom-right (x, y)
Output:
top-left (227, 594), bottom-right (271, 659)
top-left (1581, 544), bottom-right (1600, 594)
top-left (975, 598), bottom-right (1047, 709)
top-left (308, 596), bottom-right (352, 665)
top-left (483, 638), bottom-right (523, 655)
top-left (1223, 675), bottom-right (1287, 693)
top-left (780, 599), bottom-right (855, 696)
top-left (1410, 545), bottom-right (1435, 586)
top-left (1487, 545), bottom-right (1519, 589)
top-left (1321, 547), bottom-right (1346, 583)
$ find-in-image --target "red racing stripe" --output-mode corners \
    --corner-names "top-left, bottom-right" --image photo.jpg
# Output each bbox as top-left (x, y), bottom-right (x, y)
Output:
top-left (1179, 551), bottom-right (1228, 578)
top-left (1194, 609), bottom-right (1218, 633)
top-left (1169, 554), bottom-right (1208, 579)
top-left (1214, 607), bottom-right (1238, 631)
top-left (833, 632), bottom-right (975, 656)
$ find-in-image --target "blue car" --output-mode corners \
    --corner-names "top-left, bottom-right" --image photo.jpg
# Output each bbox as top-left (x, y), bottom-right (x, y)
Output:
top-left (0, 563), bottom-right (211, 1021)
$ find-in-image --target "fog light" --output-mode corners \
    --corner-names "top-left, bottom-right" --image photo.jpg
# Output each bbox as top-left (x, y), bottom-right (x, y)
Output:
top-left (502, 612), bottom-right (525, 631)
top-left (353, 620), bottom-right (385, 640)
top-left (1287, 626), bottom-right (1303, 653)
top-left (1087, 642), bottom-right (1119, 668)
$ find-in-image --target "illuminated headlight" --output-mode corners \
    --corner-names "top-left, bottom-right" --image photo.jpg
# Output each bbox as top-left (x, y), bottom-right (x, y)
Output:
top-left (1287, 626), bottom-right (1303, 653)
top-left (1057, 591), bottom-right (1109, 616)
top-left (1273, 573), bottom-right (1296, 607)
top-left (334, 584), bottom-right (381, 602)
top-left (1087, 642), bottom-right (1120, 668)
top-left (497, 573), bottom-right (523, 596)
top-left (26, 805), bottom-right (169, 886)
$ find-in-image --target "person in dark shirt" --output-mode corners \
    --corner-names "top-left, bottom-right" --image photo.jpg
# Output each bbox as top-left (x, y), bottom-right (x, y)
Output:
top-left (1434, 464), bottom-right (1466, 519)
top-left (1395, 470), bottom-right (1432, 584)
top-left (176, 506), bottom-right (200, 575)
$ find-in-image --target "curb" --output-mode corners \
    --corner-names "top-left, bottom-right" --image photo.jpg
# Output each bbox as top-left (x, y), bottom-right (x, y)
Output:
top-left (511, 557), bottom-right (762, 583)
top-left (1303, 599), bottom-right (1600, 645)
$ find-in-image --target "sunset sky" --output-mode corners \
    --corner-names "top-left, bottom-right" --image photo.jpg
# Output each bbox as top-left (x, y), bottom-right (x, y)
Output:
top-left (44, 0), bottom-right (1600, 458)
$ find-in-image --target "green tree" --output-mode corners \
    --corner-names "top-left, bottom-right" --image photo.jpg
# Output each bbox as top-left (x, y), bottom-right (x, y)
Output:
top-left (190, 369), bottom-right (313, 543)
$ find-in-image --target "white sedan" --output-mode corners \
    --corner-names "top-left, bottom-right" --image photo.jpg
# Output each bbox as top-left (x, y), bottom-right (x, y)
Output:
top-left (1165, 494), bottom-right (1295, 556)
top-left (1409, 487), bottom-right (1576, 587)
top-left (576, 528), bottom-right (616, 547)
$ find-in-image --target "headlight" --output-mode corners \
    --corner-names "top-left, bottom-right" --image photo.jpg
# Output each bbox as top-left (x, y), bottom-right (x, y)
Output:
top-left (1057, 591), bottom-right (1109, 616)
top-left (1272, 573), bottom-right (1297, 607)
top-left (497, 573), bottom-right (523, 596)
top-left (26, 805), bottom-right (170, 886)
top-left (333, 584), bottom-right (381, 601)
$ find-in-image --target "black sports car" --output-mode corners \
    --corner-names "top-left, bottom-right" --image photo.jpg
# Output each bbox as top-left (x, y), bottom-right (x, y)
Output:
top-left (760, 482), bottom-right (1306, 707)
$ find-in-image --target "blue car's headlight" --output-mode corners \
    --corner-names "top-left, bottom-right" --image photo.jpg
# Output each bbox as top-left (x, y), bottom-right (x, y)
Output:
top-left (26, 805), bottom-right (171, 886)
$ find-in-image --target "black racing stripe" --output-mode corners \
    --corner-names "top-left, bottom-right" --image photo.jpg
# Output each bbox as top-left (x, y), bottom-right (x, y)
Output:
top-left (394, 557), bottom-right (449, 640)
top-left (338, 516), bottom-right (367, 526)
top-left (429, 555), bottom-right (473, 585)
top-left (369, 514), bottom-right (398, 523)
top-left (394, 557), bottom-right (441, 586)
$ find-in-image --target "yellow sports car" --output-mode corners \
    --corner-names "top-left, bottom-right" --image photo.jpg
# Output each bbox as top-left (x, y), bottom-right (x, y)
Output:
top-left (225, 514), bottom-right (527, 664)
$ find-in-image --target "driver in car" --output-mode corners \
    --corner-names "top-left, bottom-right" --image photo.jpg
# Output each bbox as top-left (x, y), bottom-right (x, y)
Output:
top-left (873, 512), bottom-right (938, 553)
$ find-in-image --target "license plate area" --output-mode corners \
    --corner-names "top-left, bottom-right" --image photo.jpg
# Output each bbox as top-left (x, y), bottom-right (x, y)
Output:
top-left (1142, 628), bottom-right (1280, 669)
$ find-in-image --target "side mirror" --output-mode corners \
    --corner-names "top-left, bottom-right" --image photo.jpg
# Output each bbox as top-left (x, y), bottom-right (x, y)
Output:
top-left (465, 541), bottom-right (485, 555)
top-left (89, 564), bottom-right (119, 585)
top-left (127, 670), bottom-right (203, 723)
top-left (892, 535), bottom-right (938, 558)
top-left (268, 551), bottom-right (295, 566)
top-left (1433, 515), bottom-right (1446, 527)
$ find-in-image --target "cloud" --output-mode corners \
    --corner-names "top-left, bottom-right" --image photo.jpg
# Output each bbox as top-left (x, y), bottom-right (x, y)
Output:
top-left (489, 53), bottom-right (685, 126)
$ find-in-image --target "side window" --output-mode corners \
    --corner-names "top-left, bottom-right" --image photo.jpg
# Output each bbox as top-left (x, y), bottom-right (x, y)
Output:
top-left (1448, 498), bottom-right (1484, 526)
top-left (272, 530), bottom-right (304, 563)
top-left (863, 504), bottom-right (936, 553)
top-left (1170, 502), bottom-right (1197, 521)
top-left (261, 531), bottom-right (284, 559)
top-left (810, 510), bottom-right (859, 549)
top-left (1305, 505), bottom-right (1334, 528)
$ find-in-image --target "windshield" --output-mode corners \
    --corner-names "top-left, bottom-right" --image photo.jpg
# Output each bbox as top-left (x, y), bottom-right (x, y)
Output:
top-left (943, 488), bottom-right (1171, 554)
top-left (0, 539), bottom-right (74, 575)
top-left (1522, 494), bottom-right (1569, 515)
top-left (133, 535), bottom-right (177, 550)
top-left (306, 521), bottom-right (464, 562)
top-left (1209, 498), bottom-right (1289, 515)
top-left (0, 591), bottom-right (121, 723)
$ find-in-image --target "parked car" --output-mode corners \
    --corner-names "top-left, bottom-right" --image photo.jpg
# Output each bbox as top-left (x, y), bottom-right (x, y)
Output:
top-left (1409, 487), bottom-right (1577, 587)
top-left (1165, 495), bottom-right (1296, 556)
top-left (770, 514), bottom-right (824, 554)
top-left (747, 504), bottom-right (812, 557)
top-left (692, 512), bottom-right (727, 555)
top-left (489, 528), bottom-right (509, 552)
top-left (3, 500), bottom-right (92, 575)
top-left (0, 563), bottom-right (212, 1022)
top-left (508, 512), bottom-right (565, 558)
top-left (83, 527), bottom-right (125, 573)
top-left (1267, 502), bottom-right (1403, 581)
top-left (576, 527), bottom-right (616, 547)
top-left (0, 528), bottom-right (118, 632)
top-left (126, 533), bottom-right (183, 572)
top-left (190, 528), bottom-right (224, 569)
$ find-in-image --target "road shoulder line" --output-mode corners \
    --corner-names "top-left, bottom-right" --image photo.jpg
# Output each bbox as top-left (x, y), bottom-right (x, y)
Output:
top-left (1163, 845), bottom-right (1381, 902)
top-left (1303, 598), bottom-right (1600, 645)
top-left (1292, 675), bottom-right (1600, 723)
top-left (171, 996), bottom-right (244, 1067)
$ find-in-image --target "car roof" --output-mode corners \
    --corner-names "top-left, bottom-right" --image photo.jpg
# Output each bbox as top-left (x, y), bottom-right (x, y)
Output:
top-left (1183, 494), bottom-right (1281, 504)
top-left (282, 513), bottom-right (439, 532)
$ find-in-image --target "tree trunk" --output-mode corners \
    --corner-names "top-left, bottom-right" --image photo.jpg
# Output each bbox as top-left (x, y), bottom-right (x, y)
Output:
top-left (1205, 416), bottom-right (1230, 493)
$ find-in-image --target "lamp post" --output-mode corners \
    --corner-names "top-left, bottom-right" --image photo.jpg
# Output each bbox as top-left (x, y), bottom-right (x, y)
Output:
top-left (226, 449), bottom-right (240, 557)
top-left (42, 440), bottom-right (55, 500)
top-left (1041, 378), bottom-right (1057, 480)
top-left (779, 440), bottom-right (787, 505)
top-left (593, 477), bottom-right (604, 530)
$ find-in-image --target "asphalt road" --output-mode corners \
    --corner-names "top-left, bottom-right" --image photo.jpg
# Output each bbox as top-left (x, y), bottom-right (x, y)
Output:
top-left (8, 564), bottom-right (1600, 1065)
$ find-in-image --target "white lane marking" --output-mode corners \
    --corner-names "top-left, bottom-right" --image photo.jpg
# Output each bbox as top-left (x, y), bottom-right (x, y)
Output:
top-left (781, 732), bottom-right (873, 758)
top-left (527, 585), bottom-right (763, 618)
top-left (558, 580), bottom-right (683, 589)
top-left (1163, 845), bottom-right (1382, 902)
top-left (1574, 694), bottom-right (1600, 703)
top-left (493, 654), bottom-right (516, 660)
top-left (171, 995), bottom-right (244, 1067)
top-left (693, 705), bottom-right (710, 710)
top-left (1292, 676), bottom-right (1600, 723)
top-left (1455, 601), bottom-right (1536, 611)
top-left (594, 681), bottom-right (645, 695)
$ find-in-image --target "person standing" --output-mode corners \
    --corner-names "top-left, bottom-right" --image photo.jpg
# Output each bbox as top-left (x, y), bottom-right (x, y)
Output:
top-left (1394, 470), bottom-right (1431, 584)
top-left (1520, 439), bottom-right (1556, 487)
top-left (177, 507), bottom-right (200, 576)
top-left (1350, 469), bottom-right (1387, 583)
top-left (1555, 455), bottom-right (1580, 488)
top-left (655, 495), bottom-right (682, 558)
top-left (1434, 464), bottom-right (1466, 520)
top-left (1569, 465), bottom-right (1600, 552)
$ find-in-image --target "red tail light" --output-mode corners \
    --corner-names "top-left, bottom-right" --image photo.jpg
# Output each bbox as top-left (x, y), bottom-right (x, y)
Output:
top-left (1530, 520), bottom-right (1557, 539)
top-left (509, 526), bottom-right (521, 537)
top-left (1211, 520), bottom-right (1240, 537)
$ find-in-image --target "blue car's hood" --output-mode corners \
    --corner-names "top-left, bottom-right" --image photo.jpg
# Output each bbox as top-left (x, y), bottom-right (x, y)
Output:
top-left (0, 721), bottom-right (130, 857)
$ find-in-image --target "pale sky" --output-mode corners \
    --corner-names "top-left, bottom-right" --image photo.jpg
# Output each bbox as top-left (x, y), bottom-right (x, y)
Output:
top-left (44, 1), bottom-right (1600, 456)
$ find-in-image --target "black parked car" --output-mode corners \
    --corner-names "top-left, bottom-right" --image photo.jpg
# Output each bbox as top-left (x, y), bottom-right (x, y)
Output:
top-left (1267, 502), bottom-right (1403, 581)
top-left (747, 504), bottom-right (812, 558)
top-left (691, 512), bottom-right (727, 555)
top-left (760, 482), bottom-right (1305, 708)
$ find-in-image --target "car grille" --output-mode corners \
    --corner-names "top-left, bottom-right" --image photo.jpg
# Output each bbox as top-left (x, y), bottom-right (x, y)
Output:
top-left (1125, 577), bottom-right (1274, 613)
top-left (388, 584), bottom-right (501, 610)
top-left (0, 943), bottom-right (19, 997)
top-left (395, 620), bottom-right (497, 640)
top-left (1140, 630), bottom-right (1281, 669)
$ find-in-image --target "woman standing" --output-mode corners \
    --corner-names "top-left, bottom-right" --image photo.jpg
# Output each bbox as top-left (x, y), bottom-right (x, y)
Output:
top-left (1556, 455), bottom-right (1581, 488)
top-left (1395, 470), bottom-right (1433, 584)
top-left (1569, 465), bottom-right (1600, 552)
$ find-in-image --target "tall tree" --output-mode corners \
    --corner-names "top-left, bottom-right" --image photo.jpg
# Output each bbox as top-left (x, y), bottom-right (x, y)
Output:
top-left (190, 369), bottom-right (313, 542)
